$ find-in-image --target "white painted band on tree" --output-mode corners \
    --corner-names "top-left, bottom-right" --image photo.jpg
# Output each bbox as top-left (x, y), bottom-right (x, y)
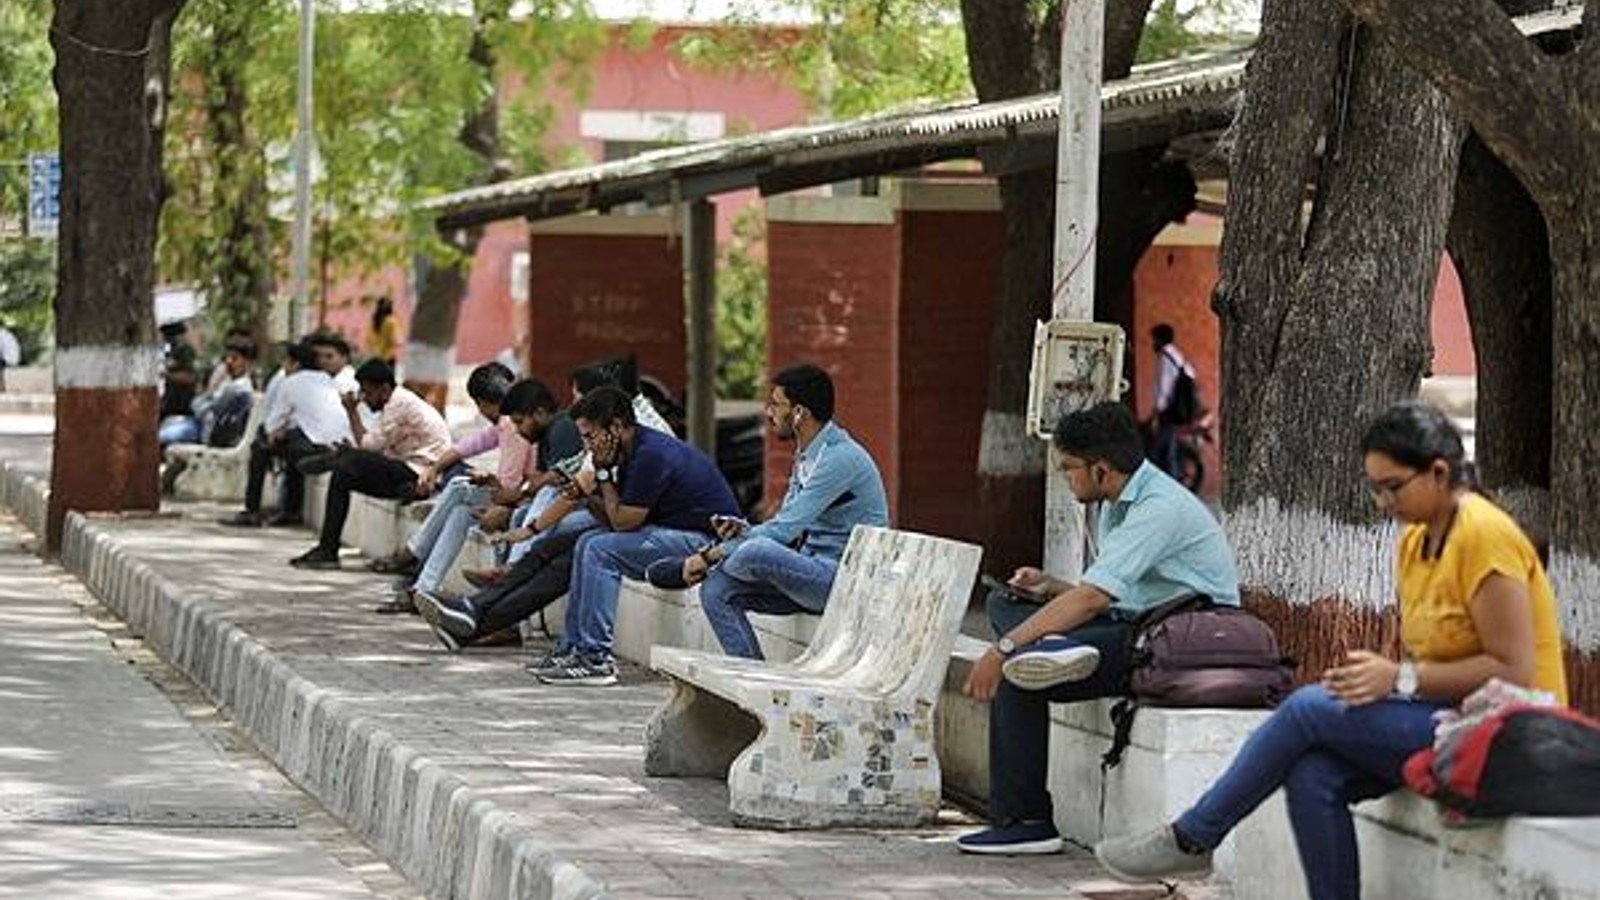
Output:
top-left (1549, 550), bottom-right (1600, 653)
top-left (977, 410), bottom-right (1045, 477)
top-left (54, 345), bottom-right (163, 389)
top-left (1225, 497), bottom-right (1399, 612)
top-left (402, 342), bottom-right (453, 383)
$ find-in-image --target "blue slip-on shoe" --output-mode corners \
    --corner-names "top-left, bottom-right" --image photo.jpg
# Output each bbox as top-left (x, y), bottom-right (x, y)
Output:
top-left (956, 820), bottom-right (1064, 855)
top-left (1001, 636), bottom-right (1101, 691)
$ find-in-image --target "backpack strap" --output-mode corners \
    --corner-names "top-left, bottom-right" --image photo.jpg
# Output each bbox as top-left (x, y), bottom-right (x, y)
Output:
top-left (1099, 595), bottom-right (1214, 773)
top-left (1101, 697), bottom-right (1139, 772)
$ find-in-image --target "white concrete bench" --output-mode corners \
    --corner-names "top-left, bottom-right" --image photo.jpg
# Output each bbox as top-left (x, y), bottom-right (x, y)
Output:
top-left (614, 579), bottom-right (821, 665)
top-left (643, 525), bottom-right (982, 829)
top-left (1047, 698), bottom-right (1600, 900)
top-left (167, 394), bottom-right (264, 501)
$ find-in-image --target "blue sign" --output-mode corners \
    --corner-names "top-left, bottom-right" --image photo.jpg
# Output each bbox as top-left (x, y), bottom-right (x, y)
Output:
top-left (27, 153), bottom-right (60, 239)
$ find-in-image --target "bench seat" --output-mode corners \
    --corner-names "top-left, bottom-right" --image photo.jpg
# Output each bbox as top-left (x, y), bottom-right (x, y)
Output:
top-left (644, 525), bottom-right (982, 830)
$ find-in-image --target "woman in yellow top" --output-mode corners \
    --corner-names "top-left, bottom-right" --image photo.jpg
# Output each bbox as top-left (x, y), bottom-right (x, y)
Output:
top-left (1096, 401), bottom-right (1567, 900)
top-left (367, 296), bottom-right (402, 365)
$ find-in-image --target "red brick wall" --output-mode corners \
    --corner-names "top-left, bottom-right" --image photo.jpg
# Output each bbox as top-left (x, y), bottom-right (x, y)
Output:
top-left (525, 229), bottom-right (686, 399)
top-left (895, 208), bottom-right (1004, 542)
top-left (764, 213), bottom-right (902, 519)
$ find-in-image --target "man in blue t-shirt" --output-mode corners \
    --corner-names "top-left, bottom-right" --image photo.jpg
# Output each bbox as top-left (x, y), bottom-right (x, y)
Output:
top-left (533, 385), bottom-right (738, 686)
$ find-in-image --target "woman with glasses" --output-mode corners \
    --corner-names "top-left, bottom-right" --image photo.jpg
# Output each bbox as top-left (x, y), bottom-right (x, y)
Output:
top-left (1094, 400), bottom-right (1568, 900)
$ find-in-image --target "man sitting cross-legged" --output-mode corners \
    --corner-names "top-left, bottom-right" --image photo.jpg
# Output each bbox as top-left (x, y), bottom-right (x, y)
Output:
top-left (654, 363), bottom-right (888, 660)
top-left (528, 386), bottom-right (739, 686)
top-left (289, 359), bottom-right (452, 570)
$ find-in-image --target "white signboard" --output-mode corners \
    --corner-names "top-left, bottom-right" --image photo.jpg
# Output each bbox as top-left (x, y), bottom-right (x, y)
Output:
top-left (27, 153), bottom-right (60, 239)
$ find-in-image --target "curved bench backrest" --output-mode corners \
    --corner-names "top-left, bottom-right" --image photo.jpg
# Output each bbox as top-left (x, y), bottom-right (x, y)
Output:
top-left (790, 525), bottom-right (982, 704)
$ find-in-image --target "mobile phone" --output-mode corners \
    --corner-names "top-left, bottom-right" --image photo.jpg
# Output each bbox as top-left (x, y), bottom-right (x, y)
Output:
top-left (980, 573), bottom-right (1044, 603)
top-left (710, 514), bottom-right (750, 531)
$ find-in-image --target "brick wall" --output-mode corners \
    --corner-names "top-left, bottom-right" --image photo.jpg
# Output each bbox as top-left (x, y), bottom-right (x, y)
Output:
top-left (524, 220), bottom-right (686, 400)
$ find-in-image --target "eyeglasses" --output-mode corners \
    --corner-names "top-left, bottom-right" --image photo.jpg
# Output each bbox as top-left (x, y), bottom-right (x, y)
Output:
top-left (1367, 469), bottom-right (1426, 500)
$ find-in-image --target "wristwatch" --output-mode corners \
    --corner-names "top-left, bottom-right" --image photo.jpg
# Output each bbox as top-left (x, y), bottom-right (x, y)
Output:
top-left (1395, 661), bottom-right (1419, 699)
top-left (995, 636), bottom-right (1017, 657)
top-left (594, 466), bottom-right (617, 483)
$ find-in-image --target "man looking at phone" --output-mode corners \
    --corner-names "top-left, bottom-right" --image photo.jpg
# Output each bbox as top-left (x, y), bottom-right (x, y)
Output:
top-left (533, 386), bottom-right (739, 686)
top-left (956, 401), bottom-right (1239, 855)
top-left (670, 364), bottom-right (888, 659)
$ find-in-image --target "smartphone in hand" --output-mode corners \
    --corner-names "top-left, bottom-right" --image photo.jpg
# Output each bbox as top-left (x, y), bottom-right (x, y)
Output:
top-left (710, 514), bottom-right (750, 537)
top-left (980, 573), bottom-right (1045, 604)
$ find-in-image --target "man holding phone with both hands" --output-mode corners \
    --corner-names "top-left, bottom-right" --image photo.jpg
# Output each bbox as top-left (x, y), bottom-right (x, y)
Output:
top-left (652, 364), bottom-right (889, 660)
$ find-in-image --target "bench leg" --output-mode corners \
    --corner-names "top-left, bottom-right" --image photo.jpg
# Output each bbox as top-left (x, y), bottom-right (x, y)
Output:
top-left (644, 680), bottom-right (760, 778)
top-left (726, 702), bottom-right (944, 830)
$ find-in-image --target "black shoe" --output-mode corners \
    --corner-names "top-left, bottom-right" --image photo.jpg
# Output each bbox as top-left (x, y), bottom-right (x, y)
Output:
top-left (289, 547), bottom-right (340, 570)
top-left (374, 590), bottom-right (418, 615)
top-left (264, 512), bottom-right (303, 527)
top-left (367, 551), bottom-right (420, 575)
top-left (296, 451), bottom-right (339, 476)
top-left (414, 589), bottom-right (479, 639)
top-left (219, 511), bottom-right (263, 527)
top-left (644, 556), bottom-right (692, 590)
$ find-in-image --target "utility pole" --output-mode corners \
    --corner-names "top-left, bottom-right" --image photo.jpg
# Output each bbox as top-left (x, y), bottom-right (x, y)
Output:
top-left (1043, 0), bottom-right (1105, 576)
top-left (287, 0), bottom-right (315, 341)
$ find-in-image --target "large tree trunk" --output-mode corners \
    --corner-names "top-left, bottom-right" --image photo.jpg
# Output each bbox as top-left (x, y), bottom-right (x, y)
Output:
top-left (202, 3), bottom-right (276, 345)
top-left (404, 3), bottom-right (511, 409)
top-left (963, 0), bottom-right (1168, 577)
top-left (47, 1), bottom-right (187, 550)
top-left (1219, 3), bottom-right (1462, 680)
top-left (1446, 133), bottom-right (1552, 543)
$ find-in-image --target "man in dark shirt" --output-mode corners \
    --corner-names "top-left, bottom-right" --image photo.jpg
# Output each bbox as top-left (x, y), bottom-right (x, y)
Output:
top-left (533, 386), bottom-right (738, 686)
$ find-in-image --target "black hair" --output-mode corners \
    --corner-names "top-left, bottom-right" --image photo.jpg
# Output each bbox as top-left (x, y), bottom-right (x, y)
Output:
top-left (1151, 323), bottom-right (1175, 347)
top-left (354, 358), bottom-right (396, 386)
top-left (159, 321), bottom-right (188, 338)
top-left (501, 378), bottom-right (558, 417)
top-left (466, 361), bottom-right (515, 404)
top-left (771, 363), bottom-right (835, 422)
top-left (305, 331), bottom-right (352, 359)
top-left (570, 385), bottom-right (636, 429)
top-left (570, 361), bottom-right (618, 396)
top-left (371, 296), bottom-right (394, 333)
top-left (285, 342), bottom-right (318, 369)
top-left (223, 338), bottom-right (258, 360)
top-left (1360, 401), bottom-right (1471, 488)
top-left (1051, 401), bottom-right (1146, 474)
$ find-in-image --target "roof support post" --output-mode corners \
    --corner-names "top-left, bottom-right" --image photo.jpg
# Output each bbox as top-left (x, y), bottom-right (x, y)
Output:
top-left (684, 198), bottom-right (718, 454)
top-left (1044, 0), bottom-right (1105, 577)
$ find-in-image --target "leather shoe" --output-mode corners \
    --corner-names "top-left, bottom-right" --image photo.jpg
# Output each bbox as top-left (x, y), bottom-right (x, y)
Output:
top-left (219, 511), bottom-right (263, 527)
top-left (289, 547), bottom-right (340, 570)
top-left (374, 591), bottom-right (418, 615)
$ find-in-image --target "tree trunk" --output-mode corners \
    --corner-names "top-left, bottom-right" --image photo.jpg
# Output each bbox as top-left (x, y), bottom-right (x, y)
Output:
top-left (963, 0), bottom-right (1167, 577)
top-left (403, 3), bottom-right (510, 409)
top-left (1219, 4), bottom-right (1462, 680)
top-left (1446, 133), bottom-right (1552, 544)
top-left (47, 1), bottom-right (187, 550)
top-left (202, 4), bottom-right (276, 345)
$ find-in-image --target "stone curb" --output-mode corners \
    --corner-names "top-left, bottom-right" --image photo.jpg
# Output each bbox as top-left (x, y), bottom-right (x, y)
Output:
top-left (0, 462), bottom-right (609, 900)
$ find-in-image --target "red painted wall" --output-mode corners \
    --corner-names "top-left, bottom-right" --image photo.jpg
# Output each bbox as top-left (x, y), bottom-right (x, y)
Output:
top-left (765, 212), bottom-right (902, 519)
top-left (523, 228), bottom-right (686, 400)
top-left (895, 207), bottom-right (1004, 542)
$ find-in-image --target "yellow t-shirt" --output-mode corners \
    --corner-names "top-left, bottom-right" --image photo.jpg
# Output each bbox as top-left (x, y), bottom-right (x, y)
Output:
top-left (1397, 492), bottom-right (1567, 705)
top-left (367, 316), bottom-right (401, 361)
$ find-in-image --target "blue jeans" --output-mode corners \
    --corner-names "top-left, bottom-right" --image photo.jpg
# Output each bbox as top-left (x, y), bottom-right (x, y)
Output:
top-left (505, 486), bottom-right (599, 564)
top-left (698, 537), bottom-right (838, 659)
top-left (1176, 685), bottom-right (1446, 900)
top-left (159, 415), bottom-right (201, 448)
top-left (565, 525), bottom-right (706, 657)
top-left (408, 477), bottom-right (491, 592)
top-left (986, 591), bottom-right (1134, 823)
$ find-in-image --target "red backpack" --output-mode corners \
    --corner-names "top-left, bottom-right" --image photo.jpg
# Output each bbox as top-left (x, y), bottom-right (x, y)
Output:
top-left (1403, 704), bottom-right (1600, 819)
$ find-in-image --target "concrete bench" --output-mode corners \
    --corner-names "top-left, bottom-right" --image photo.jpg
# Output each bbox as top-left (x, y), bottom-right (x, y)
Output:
top-left (643, 525), bottom-right (982, 829)
top-left (613, 579), bottom-right (821, 665)
top-left (167, 394), bottom-right (264, 502)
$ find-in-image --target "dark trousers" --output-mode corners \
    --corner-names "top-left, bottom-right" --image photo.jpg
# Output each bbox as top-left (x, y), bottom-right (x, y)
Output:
top-left (316, 449), bottom-right (418, 553)
top-left (245, 427), bottom-right (322, 514)
top-left (986, 590), bottom-right (1134, 823)
top-left (465, 528), bottom-right (588, 642)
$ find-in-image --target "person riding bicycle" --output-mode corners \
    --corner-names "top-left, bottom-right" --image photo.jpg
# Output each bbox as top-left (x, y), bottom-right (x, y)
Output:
top-left (1149, 323), bottom-right (1201, 479)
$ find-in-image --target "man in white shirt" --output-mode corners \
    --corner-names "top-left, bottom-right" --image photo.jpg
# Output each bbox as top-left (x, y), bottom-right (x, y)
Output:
top-left (221, 342), bottom-right (352, 528)
top-left (1149, 323), bottom-right (1197, 478)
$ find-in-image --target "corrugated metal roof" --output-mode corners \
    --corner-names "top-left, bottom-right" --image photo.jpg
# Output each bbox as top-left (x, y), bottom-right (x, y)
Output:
top-left (424, 49), bottom-right (1248, 228)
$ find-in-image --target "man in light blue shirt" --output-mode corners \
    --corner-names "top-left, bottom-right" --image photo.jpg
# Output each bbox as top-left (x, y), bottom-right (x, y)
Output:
top-left (671, 364), bottom-right (889, 659)
top-left (957, 401), bottom-right (1240, 856)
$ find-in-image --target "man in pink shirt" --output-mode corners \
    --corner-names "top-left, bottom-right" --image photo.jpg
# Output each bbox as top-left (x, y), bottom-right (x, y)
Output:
top-left (367, 365), bottom-right (552, 614)
top-left (290, 359), bottom-right (452, 570)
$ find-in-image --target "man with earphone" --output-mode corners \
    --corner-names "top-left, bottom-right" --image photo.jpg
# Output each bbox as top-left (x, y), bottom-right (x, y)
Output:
top-left (656, 363), bottom-right (889, 660)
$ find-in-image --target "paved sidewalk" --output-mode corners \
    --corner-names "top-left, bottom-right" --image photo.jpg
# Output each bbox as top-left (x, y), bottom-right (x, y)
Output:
top-left (0, 514), bottom-right (419, 899)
